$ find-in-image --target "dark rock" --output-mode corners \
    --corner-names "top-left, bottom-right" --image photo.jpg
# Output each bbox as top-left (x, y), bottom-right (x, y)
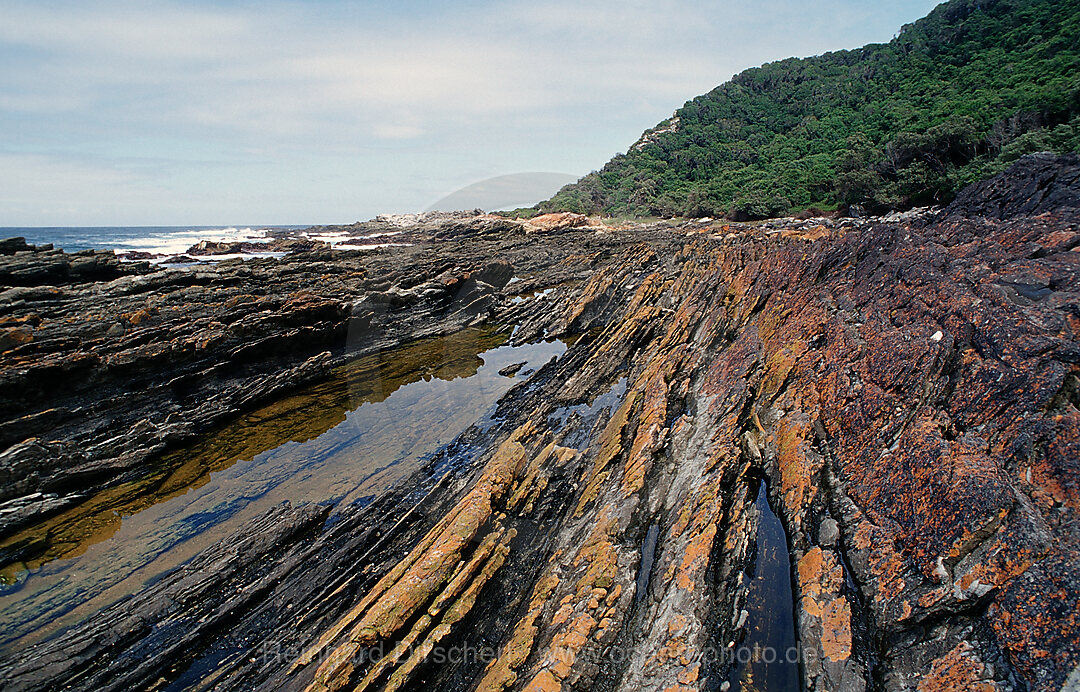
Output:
top-left (186, 239), bottom-right (242, 255)
top-left (0, 244), bottom-right (138, 287)
top-left (160, 254), bottom-right (198, 264)
top-left (475, 260), bottom-right (514, 289)
top-left (0, 238), bottom-right (32, 255)
top-left (817, 517), bottom-right (839, 547)
top-left (946, 152), bottom-right (1080, 220)
top-left (0, 501), bottom-right (329, 692)
top-left (498, 361), bottom-right (526, 377)
top-left (273, 237), bottom-right (330, 253)
top-left (116, 250), bottom-right (156, 261)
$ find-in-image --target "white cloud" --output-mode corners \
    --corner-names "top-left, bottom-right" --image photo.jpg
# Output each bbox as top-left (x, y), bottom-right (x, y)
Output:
top-left (0, 153), bottom-right (160, 220)
top-left (0, 2), bottom-right (247, 60)
top-left (0, 0), bottom-right (775, 136)
top-left (0, 0), bottom-right (941, 224)
top-left (371, 123), bottom-right (426, 141)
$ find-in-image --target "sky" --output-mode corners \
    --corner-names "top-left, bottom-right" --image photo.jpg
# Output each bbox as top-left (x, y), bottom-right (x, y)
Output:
top-left (0, 0), bottom-right (941, 226)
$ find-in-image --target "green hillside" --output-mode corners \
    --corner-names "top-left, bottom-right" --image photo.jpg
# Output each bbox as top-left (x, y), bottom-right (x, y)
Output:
top-left (541, 0), bottom-right (1080, 219)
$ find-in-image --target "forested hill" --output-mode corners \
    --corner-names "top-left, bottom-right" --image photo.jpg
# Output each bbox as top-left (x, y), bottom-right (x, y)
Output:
top-left (539, 0), bottom-right (1080, 220)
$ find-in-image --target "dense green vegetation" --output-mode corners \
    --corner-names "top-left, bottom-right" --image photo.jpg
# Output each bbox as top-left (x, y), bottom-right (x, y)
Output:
top-left (540, 0), bottom-right (1080, 219)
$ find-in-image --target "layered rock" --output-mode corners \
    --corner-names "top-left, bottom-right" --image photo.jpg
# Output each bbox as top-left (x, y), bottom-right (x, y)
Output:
top-left (0, 155), bottom-right (1077, 691)
top-left (0, 226), bottom-right (633, 543)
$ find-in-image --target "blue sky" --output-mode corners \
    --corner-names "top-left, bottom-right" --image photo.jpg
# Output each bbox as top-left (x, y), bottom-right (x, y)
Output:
top-left (0, 0), bottom-right (940, 226)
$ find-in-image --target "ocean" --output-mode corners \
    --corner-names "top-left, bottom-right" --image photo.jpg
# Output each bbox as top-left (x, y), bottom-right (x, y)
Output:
top-left (0, 226), bottom-right (309, 255)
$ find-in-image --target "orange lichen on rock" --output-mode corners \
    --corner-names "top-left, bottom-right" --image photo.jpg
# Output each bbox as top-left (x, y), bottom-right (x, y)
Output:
top-left (757, 341), bottom-right (808, 403)
top-left (508, 507), bottom-right (626, 690)
top-left (507, 442), bottom-right (557, 514)
top-left (773, 413), bottom-right (817, 527)
top-left (675, 523), bottom-right (716, 592)
top-left (573, 507), bottom-right (620, 591)
top-left (820, 597), bottom-right (852, 662)
top-left (520, 611), bottom-right (600, 690)
top-left (621, 355), bottom-right (675, 496)
top-left (677, 663), bottom-right (701, 685)
top-left (544, 613), bottom-right (599, 678)
top-left (559, 272), bottom-right (614, 333)
top-left (298, 423), bottom-right (536, 690)
top-left (655, 634), bottom-right (691, 666)
top-left (665, 480), bottom-right (726, 592)
top-left (654, 612), bottom-right (695, 667)
top-left (1027, 412), bottom-right (1080, 515)
top-left (780, 224), bottom-right (833, 242)
top-left (522, 669), bottom-right (562, 692)
top-left (475, 570), bottom-right (562, 692)
top-left (797, 546), bottom-right (852, 662)
top-left (986, 550), bottom-right (1080, 690)
top-left (553, 245), bottom-right (657, 337)
top-left (623, 270), bottom-right (665, 309)
top-left (797, 546), bottom-right (845, 598)
top-left (853, 520), bottom-right (907, 606)
top-left (376, 535), bottom-right (514, 692)
top-left (917, 641), bottom-right (1000, 692)
top-left (524, 212), bottom-right (588, 233)
top-left (576, 391), bottom-right (639, 517)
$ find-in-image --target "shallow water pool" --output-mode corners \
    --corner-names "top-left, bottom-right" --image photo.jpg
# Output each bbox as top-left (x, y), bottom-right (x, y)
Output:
top-left (0, 327), bottom-right (566, 653)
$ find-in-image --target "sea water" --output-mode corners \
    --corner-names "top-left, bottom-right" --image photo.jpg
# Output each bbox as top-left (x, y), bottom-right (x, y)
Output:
top-left (0, 226), bottom-right (307, 254)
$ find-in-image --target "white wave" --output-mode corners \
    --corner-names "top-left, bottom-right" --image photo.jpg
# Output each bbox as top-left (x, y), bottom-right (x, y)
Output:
top-left (302, 231), bottom-right (354, 246)
top-left (119, 250), bottom-right (289, 265)
top-left (302, 229), bottom-right (406, 247)
top-left (111, 227), bottom-right (275, 256)
top-left (192, 251), bottom-right (287, 263)
top-left (335, 242), bottom-right (413, 250)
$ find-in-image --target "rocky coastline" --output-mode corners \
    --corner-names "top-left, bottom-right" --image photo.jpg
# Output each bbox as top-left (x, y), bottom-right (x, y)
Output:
top-left (0, 154), bottom-right (1078, 691)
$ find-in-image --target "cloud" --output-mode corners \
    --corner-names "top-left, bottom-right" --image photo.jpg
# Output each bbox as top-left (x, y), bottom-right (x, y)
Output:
top-left (0, 2), bottom-right (247, 60)
top-left (371, 123), bottom-right (427, 141)
top-left (0, 0), bottom-right (940, 224)
top-left (0, 153), bottom-right (160, 221)
top-left (1, 0), bottom-right (869, 137)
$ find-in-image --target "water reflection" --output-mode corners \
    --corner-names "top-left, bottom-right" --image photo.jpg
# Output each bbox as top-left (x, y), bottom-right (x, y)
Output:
top-left (0, 327), bottom-right (566, 652)
top-left (727, 482), bottom-right (799, 691)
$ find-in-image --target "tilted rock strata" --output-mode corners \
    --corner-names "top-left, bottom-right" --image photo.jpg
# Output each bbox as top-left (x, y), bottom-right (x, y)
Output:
top-left (0, 223), bottom-right (635, 545)
top-left (0, 155), bottom-right (1077, 691)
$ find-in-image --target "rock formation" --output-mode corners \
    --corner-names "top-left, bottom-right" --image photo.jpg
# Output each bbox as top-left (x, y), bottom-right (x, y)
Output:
top-left (0, 154), bottom-right (1077, 691)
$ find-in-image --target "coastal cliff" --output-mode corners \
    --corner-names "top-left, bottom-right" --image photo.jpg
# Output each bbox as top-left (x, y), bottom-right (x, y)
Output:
top-left (0, 154), bottom-right (1078, 691)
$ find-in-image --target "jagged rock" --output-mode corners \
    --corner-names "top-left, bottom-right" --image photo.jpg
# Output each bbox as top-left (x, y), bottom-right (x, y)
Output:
top-left (115, 250), bottom-right (156, 261)
top-left (498, 362), bottom-right (526, 377)
top-left (1, 158), bottom-right (1079, 692)
top-left (187, 239), bottom-right (242, 254)
top-left (0, 501), bottom-right (329, 692)
top-left (523, 212), bottom-right (588, 233)
top-left (475, 260), bottom-right (514, 289)
top-left (0, 237), bottom-right (32, 255)
top-left (374, 210), bottom-right (485, 228)
top-left (159, 253), bottom-right (198, 264)
top-left (946, 152), bottom-right (1080, 220)
top-left (187, 237), bottom-right (331, 256)
top-left (0, 243), bottom-right (128, 286)
top-left (0, 438), bottom-right (87, 502)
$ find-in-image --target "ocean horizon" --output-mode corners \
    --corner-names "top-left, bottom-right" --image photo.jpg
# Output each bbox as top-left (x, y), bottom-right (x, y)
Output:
top-left (0, 225), bottom-right (310, 255)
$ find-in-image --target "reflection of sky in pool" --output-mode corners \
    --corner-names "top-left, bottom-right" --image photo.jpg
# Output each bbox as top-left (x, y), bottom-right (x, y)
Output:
top-left (727, 483), bottom-right (799, 691)
top-left (0, 328), bottom-right (566, 653)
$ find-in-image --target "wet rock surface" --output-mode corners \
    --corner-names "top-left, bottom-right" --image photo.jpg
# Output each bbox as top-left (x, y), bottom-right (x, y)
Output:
top-left (1, 154), bottom-right (1078, 691)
